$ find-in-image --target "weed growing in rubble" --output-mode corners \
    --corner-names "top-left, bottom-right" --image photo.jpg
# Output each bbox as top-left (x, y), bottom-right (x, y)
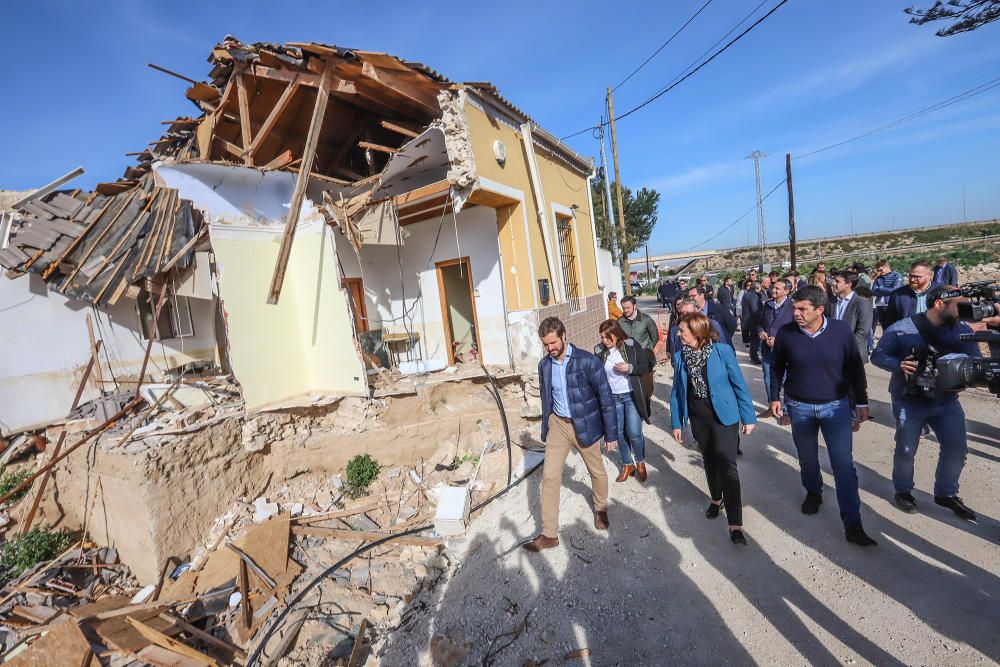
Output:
top-left (345, 454), bottom-right (381, 496)
top-left (0, 469), bottom-right (31, 507)
top-left (0, 527), bottom-right (74, 583)
top-left (451, 453), bottom-right (480, 469)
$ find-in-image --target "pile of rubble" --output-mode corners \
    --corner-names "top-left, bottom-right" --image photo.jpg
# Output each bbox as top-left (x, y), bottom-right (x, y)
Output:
top-left (0, 423), bottom-right (520, 665)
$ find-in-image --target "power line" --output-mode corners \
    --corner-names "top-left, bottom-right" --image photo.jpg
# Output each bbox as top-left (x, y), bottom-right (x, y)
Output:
top-left (611, 0), bottom-right (715, 93)
top-left (684, 178), bottom-right (787, 252)
top-left (795, 73), bottom-right (1000, 159)
top-left (562, 0), bottom-right (790, 139)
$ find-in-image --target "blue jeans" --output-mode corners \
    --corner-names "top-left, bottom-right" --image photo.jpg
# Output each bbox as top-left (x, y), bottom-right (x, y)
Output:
top-left (891, 395), bottom-right (967, 497)
top-left (787, 397), bottom-right (863, 528)
top-left (760, 350), bottom-right (786, 404)
top-left (614, 393), bottom-right (646, 465)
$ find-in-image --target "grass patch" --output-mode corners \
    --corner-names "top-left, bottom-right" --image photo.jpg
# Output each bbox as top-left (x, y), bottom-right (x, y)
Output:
top-left (0, 469), bottom-right (31, 507)
top-left (0, 528), bottom-right (74, 584)
top-left (345, 454), bottom-right (380, 497)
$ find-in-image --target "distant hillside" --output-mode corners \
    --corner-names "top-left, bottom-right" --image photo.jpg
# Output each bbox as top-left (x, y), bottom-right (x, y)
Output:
top-left (689, 219), bottom-right (1000, 274)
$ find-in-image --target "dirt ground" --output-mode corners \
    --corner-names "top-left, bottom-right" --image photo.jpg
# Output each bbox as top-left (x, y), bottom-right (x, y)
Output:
top-left (378, 299), bottom-right (1000, 666)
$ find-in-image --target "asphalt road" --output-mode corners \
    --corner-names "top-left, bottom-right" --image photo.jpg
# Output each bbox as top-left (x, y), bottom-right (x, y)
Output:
top-left (381, 298), bottom-right (1000, 666)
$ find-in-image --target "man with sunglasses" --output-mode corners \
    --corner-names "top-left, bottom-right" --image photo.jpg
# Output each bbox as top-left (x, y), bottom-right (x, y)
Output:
top-left (884, 260), bottom-right (942, 329)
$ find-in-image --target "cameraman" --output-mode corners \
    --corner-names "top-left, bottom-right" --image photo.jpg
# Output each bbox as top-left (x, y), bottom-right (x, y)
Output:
top-left (871, 286), bottom-right (981, 521)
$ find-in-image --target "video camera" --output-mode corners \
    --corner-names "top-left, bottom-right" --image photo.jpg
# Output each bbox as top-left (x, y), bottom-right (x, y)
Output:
top-left (907, 329), bottom-right (1000, 398)
top-left (940, 280), bottom-right (999, 322)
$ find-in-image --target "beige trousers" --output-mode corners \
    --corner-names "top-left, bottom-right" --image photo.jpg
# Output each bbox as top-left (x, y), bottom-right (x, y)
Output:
top-left (540, 416), bottom-right (609, 538)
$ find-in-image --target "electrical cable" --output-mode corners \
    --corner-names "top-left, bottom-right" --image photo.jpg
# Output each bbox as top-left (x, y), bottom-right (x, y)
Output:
top-left (683, 178), bottom-right (787, 252)
top-left (562, 0), bottom-right (787, 140)
top-left (611, 0), bottom-right (715, 93)
top-left (479, 363), bottom-right (513, 486)
top-left (793, 73), bottom-right (1000, 160)
top-left (245, 459), bottom-right (545, 667)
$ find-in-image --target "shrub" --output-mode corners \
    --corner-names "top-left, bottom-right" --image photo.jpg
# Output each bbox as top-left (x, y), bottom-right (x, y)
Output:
top-left (0, 469), bottom-right (31, 507)
top-left (0, 528), bottom-right (74, 583)
top-left (345, 454), bottom-right (380, 495)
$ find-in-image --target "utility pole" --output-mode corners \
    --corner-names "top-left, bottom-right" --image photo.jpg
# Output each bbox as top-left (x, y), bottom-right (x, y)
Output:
top-left (747, 150), bottom-right (767, 271)
top-left (597, 125), bottom-right (618, 264)
top-left (608, 87), bottom-right (631, 296)
top-left (644, 244), bottom-right (651, 291)
top-left (785, 153), bottom-right (796, 272)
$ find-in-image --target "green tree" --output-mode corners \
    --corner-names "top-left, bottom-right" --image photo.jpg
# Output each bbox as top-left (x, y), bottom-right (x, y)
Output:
top-left (591, 172), bottom-right (660, 261)
top-left (905, 0), bottom-right (1000, 36)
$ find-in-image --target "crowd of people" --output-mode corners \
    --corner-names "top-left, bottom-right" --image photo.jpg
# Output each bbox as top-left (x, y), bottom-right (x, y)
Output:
top-left (525, 256), bottom-right (997, 554)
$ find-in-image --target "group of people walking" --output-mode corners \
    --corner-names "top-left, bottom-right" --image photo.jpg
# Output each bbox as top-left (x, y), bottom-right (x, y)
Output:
top-left (526, 255), bottom-right (987, 554)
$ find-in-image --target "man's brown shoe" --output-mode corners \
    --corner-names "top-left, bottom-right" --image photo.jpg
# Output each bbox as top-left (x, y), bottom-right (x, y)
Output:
top-left (636, 462), bottom-right (648, 482)
top-left (615, 464), bottom-right (636, 482)
top-left (594, 511), bottom-right (609, 530)
top-left (756, 408), bottom-right (774, 419)
top-left (522, 535), bottom-right (559, 552)
top-left (778, 415), bottom-right (791, 426)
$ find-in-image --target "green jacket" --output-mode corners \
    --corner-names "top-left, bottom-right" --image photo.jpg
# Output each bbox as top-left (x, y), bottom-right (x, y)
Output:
top-left (618, 311), bottom-right (660, 351)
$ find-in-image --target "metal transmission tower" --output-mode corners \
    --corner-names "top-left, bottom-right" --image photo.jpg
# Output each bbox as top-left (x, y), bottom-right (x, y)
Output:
top-left (747, 150), bottom-right (767, 271)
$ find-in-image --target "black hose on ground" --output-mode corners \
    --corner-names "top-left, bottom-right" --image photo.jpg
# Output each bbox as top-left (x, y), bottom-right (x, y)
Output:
top-left (479, 362), bottom-right (513, 486)
top-left (245, 461), bottom-right (545, 667)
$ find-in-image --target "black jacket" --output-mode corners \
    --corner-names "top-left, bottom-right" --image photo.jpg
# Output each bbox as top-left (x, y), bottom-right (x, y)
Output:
top-left (740, 289), bottom-right (764, 328)
top-left (594, 339), bottom-right (654, 422)
top-left (706, 301), bottom-right (737, 342)
top-left (717, 284), bottom-right (735, 311)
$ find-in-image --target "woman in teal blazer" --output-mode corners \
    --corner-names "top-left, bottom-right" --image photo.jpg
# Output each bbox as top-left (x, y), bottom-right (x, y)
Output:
top-left (670, 313), bottom-right (757, 544)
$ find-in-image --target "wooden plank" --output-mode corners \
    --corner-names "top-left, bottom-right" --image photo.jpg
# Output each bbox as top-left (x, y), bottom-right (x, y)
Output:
top-left (160, 226), bottom-right (207, 274)
top-left (158, 614), bottom-right (246, 659)
top-left (41, 197), bottom-right (114, 280)
top-left (359, 61), bottom-right (440, 112)
top-left (131, 190), bottom-right (168, 280)
top-left (19, 340), bottom-right (99, 535)
top-left (393, 180), bottom-right (451, 206)
top-left (237, 560), bottom-right (251, 631)
top-left (291, 525), bottom-right (442, 547)
top-left (3, 618), bottom-right (93, 667)
top-left (155, 196), bottom-right (181, 271)
top-left (250, 65), bottom-right (355, 95)
top-left (267, 65), bottom-right (332, 305)
top-left (235, 73), bottom-right (253, 165)
top-left (61, 189), bottom-right (139, 293)
top-left (261, 149), bottom-right (294, 171)
top-left (212, 136), bottom-right (244, 161)
top-left (347, 619), bottom-right (369, 667)
top-left (136, 645), bottom-right (204, 667)
top-left (86, 314), bottom-right (105, 390)
top-left (380, 120), bottom-right (420, 139)
top-left (249, 78), bottom-right (300, 158)
top-left (358, 140), bottom-right (398, 155)
top-left (125, 617), bottom-right (218, 667)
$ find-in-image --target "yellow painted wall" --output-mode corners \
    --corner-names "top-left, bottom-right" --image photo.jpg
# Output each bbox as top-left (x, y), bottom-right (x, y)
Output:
top-left (464, 100), bottom-right (599, 310)
top-left (211, 223), bottom-right (366, 411)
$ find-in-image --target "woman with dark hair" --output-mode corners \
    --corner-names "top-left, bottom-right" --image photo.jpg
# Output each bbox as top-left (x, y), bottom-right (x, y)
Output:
top-left (669, 313), bottom-right (757, 544)
top-left (595, 319), bottom-right (654, 482)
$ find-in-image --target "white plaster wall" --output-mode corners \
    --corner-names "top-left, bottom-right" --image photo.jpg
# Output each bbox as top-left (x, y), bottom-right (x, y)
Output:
top-left (507, 309), bottom-right (542, 372)
top-left (598, 247), bottom-right (623, 307)
top-left (337, 205), bottom-right (511, 368)
top-left (0, 273), bottom-right (218, 436)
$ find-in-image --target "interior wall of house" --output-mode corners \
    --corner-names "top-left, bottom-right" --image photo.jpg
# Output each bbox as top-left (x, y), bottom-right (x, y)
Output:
top-left (0, 272), bottom-right (218, 436)
top-left (336, 204), bottom-right (511, 369)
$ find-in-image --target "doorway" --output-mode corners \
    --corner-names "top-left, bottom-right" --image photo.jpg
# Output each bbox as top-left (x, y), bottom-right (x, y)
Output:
top-left (341, 277), bottom-right (368, 333)
top-left (436, 257), bottom-right (481, 366)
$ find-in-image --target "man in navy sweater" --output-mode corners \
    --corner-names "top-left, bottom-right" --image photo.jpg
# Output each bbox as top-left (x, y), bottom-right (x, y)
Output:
top-left (756, 278), bottom-right (794, 421)
top-left (771, 285), bottom-right (877, 547)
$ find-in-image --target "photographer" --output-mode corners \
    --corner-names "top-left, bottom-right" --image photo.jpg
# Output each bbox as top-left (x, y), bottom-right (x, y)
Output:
top-left (871, 286), bottom-right (982, 521)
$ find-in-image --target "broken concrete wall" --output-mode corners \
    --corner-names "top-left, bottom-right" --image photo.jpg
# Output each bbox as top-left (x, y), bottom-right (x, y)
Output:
top-left (39, 379), bottom-right (533, 584)
top-left (0, 271), bottom-right (219, 436)
top-left (336, 205), bottom-right (511, 369)
top-left (437, 90), bottom-right (478, 207)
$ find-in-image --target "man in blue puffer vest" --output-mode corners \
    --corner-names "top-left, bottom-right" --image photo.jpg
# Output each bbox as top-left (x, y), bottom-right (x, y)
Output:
top-left (524, 317), bottom-right (618, 553)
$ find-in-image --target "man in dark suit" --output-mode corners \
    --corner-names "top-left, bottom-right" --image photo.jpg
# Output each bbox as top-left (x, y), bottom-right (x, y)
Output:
top-left (687, 286), bottom-right (737, 343)
top-left (886, 260), bottom-right (942, 328)
top-left (716, 276), bottom-right (737, 318)
top-left (741, 281), bottom-right (764, 363)
top-left (831, 270), bottom-right (874, 362)
top-left (932, 255), bottom-right (958, 287)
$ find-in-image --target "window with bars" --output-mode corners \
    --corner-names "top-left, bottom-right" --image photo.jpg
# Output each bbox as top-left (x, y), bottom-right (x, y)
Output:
top-left (556, 216), bottom-right (583, 312)
top-left (137, 289), bottom-right (195, 340)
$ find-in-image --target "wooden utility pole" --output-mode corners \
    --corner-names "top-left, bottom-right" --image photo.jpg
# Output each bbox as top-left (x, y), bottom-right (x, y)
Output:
top-left (786, 153), bottom-right (797, 272)
top-left (607, 88), bottom-right (631, 296)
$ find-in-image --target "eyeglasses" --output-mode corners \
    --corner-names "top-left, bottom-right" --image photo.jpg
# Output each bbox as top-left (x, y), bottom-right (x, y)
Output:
top-left (908, 273), bottom-right (930, 279)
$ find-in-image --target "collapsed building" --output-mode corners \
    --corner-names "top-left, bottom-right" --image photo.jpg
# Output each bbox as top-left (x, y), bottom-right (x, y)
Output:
top-left (0, 38), bottom-right (621, 587)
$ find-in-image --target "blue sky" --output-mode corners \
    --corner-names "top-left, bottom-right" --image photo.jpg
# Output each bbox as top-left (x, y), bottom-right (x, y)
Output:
top-left (1, 1), bottom-right (998, 256)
